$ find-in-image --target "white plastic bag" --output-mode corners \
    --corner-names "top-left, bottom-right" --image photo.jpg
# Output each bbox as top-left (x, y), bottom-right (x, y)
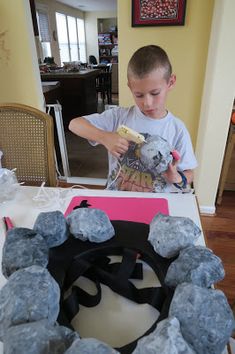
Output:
top-left (0, 151), bottom-right (20, 203)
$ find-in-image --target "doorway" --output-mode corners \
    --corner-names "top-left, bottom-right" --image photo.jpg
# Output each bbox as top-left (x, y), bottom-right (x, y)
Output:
top-left (65, 11), bottom-right (118, 185)
top-left (65, 93), bottom-right (119, 185)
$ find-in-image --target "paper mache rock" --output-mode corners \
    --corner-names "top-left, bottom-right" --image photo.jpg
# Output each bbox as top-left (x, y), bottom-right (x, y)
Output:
top-left (64, 338), bottom-right (119, 354)
top-left (33, 210), bottom-right (69, 248)
top-left (165, 245), bottom-right (225, 288)
top-left (148, 213), bottom-right (201, 258)
top-left (66, 208), bottom-right (115, 243)
top-left (169, 283), bottom-right (235, 354)
top-left (0, 265), bottom-right (60, 340)
top-left (139, 135), bottom-right (173, 173)
top-left (133, 316), bottom-right (196, 354)
top-left (2, 227), bottom-right (49, 278)
top-left (4, 320), bottom-right (79, 354)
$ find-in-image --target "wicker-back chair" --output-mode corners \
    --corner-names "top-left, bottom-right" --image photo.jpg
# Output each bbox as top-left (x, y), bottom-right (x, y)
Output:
top-left (0, 103), bottom-right (57, 186)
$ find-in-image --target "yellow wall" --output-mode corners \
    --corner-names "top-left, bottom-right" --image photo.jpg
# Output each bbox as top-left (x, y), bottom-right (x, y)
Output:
top-left (118, 0), bottom-right (214, 145)
top-left (0, 0), bottom-right (44, 109)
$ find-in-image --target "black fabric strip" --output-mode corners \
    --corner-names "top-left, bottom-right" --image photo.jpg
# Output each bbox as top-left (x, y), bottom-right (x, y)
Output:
top-left (64, 258), bottom-right (95, 290)
top-left (116, 248), bottom-right (139, 280)
top-left (63, 279), bottom-right (102, 322)
top-left (92, 265), bottom-right (165, 310)
top-left (105, 262), bottom-right (143, 280)
top-left (49, 220), bottom-right (176, 354)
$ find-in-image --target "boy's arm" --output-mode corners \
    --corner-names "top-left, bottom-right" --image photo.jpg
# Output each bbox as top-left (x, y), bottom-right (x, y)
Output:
top-left (180, 169), bottom-right (194, 185)
top-left (69, 117), bottom-right (129, 159)
top-left (164, 165), bottom-right (194, 185)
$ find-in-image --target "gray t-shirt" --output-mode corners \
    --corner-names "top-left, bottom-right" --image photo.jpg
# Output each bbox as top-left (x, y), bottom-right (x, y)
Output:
top-left (84, 106), bottom-right (198, 192)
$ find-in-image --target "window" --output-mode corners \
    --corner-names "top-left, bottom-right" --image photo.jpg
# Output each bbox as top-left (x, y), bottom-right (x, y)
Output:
top-left (37, 10), bottom-right (52, 59)
top-left (77, 18), bottom-right (86, 63)
top-left (68, 16), bottom-right (78, 61)
top-left (56, 13), bottom-right (69, 63)
top-left (56, 13), bottom-right (86, 65)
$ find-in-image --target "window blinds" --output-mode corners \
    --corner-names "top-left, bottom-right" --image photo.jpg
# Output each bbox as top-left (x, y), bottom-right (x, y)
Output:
top-left (37, 10), bottom-right (50, 42)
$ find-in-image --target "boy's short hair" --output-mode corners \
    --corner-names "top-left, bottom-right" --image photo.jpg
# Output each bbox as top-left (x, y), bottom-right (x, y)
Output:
top-left (127, 45), bottom-right (172, 81)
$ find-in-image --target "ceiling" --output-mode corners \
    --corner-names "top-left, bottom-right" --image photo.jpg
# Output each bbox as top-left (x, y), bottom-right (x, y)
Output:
top-left (56, 0), bottom-right (117, 12)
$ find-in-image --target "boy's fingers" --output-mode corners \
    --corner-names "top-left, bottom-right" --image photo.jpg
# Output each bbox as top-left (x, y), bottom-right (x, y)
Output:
top-left (171, 159), bottom-right (179, 167)
top-left (112, 151), bottom-right (121, 159)
top-left (171, 150), bottom-right (181, 161)
top-left (115, 133), bottom-right (129, 146)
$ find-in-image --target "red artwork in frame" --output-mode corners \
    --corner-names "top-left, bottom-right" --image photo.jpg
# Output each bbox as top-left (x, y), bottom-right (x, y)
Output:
top-left (132, 0), bottom-right (187, 27)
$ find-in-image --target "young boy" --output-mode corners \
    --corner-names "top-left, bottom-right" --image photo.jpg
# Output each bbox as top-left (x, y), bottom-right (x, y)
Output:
top-left (69, 45), bottom-right (197, 192)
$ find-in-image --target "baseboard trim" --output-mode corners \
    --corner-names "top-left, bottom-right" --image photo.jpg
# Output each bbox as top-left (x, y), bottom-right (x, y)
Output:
top-left (66, 176), bottom-right (107, 186)
top-left (199, 205), bottom-right (216, 215)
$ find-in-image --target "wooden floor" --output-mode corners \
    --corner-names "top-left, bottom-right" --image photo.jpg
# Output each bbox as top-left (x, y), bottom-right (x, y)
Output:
top-left (65, 93), bottom-right (118, 179)
top-left (201, 191), bottom-right (235, 307)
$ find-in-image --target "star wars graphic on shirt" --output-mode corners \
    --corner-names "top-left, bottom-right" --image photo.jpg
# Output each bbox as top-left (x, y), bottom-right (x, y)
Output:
top-left (107, 134), bottom-right (169, 193)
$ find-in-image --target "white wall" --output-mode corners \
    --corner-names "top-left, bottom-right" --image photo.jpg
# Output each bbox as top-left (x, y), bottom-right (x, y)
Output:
top-left (194, 0), bottom-right (235, 213)
top-left (85, 11), bottom-right (117, 62)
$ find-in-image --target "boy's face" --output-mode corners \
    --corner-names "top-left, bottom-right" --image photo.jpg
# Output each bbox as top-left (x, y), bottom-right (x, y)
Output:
top-left (128, 67), bottom-right (176, 119)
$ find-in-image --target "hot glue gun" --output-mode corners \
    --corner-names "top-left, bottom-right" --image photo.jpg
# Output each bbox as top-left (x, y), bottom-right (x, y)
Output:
top-left (117, 125), bottom-right (146, 144)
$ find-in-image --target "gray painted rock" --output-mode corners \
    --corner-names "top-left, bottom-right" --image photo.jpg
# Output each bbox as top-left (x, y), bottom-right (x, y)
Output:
top-left (66, 208), bottom-right (115, 243)
top-left (34, 210), bottom-right (69, 247)
top-left (148, 213), bottom-right (201, 258)
top-left (133, 316), bottom-right (196, 354)
top-left (140, 135), bottom-right (173, 173)
top-left (0, 265), bottom-right (60, 340)
top-left (2, 227), bottom-right (48, 278)
top-left (169, 283), bottom-right (235, 354)
top-left (4, 320), bottom-right (79, 354)
top-left (165, 245), bottom-right (225, 288)
top-left (64, 338), bottom-right (119, 354)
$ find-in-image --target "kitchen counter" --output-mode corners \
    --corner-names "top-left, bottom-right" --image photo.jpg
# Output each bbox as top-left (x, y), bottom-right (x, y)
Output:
top-left (41, 81), bottom-right (61, 105)
top-left (41, 69), bottom-right (100, 127)
top-left (41, 68), bottom-right (100, 79)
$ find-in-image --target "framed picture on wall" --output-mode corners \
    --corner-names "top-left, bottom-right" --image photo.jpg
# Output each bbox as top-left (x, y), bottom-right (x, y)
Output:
top-left (132, 0), bottom-right (187, 27)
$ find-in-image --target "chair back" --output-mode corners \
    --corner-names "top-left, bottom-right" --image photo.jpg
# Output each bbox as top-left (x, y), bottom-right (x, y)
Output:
top-left (96, 71), bottom-right (112, 104)
top-left (0, 103), bottom-right (57, 186)
top-left (106, 63), bottom-right (112, 73)
top-left (100, 63), bottom-right (112, 73)
top-left (89, 55), bottom-right (98, 65)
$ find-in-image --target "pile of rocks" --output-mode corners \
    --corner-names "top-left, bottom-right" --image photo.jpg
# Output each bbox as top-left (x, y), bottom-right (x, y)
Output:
top-left (0, 209), bottom-right (234, 354)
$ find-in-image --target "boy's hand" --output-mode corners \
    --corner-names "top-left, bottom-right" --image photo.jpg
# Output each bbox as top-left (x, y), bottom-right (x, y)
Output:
top-left (163, 150), bottom-right (183, 184)
top-left (102, 132), bottom-right (129, 159)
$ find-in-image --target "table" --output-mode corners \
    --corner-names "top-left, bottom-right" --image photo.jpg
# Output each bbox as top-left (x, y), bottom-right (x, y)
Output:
top-left (0, 185), bottom-right (204, 239)
top-left (0, 186), bottom-right (206, 351)
top-left (41, 69), bottom-right (101, 126)
top-left (42, 81), bottom-right (60, 92)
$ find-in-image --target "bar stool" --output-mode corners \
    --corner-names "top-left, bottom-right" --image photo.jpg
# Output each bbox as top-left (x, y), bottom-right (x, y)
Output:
top-left (96, 64), bottom-right (112, 104)
top-left (217, 111), bottom-right (235, 205)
